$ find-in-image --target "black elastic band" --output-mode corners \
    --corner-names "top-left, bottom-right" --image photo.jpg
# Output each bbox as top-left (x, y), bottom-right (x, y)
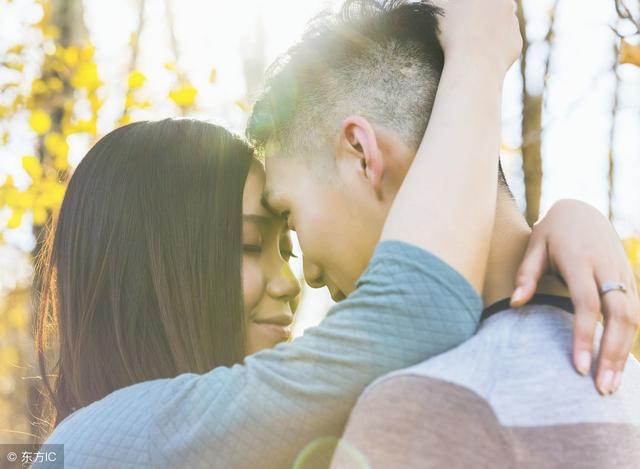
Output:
top-left (481, 293), bottom-right (574, 322)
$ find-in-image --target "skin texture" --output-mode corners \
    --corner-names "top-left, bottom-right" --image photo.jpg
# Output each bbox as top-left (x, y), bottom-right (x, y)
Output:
top-left (242, 163), bottom-right (300, 356)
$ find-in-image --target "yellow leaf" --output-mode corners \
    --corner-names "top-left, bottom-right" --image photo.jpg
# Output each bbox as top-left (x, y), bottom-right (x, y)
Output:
top-left (5, 62), bottom-right (24, 72)
top-left (29, 109), bottom-right (52, 134)
top-left (8, 44), bottom-right (24, 54)
top-left (169, 82), bottom-right (198, 108)
top-left (209, 68), bottom-right (218, 84)
top-left (80, 45), bottom-right (95, 61)
top-left (22, 155), bottom-right (43, 180)
top-left (31, 79), bottom-right (47, 95)
top-left (124, 93), bottom-right (136, 108)
top-left (164, 62), bottom-right (177, 72)
top-left (127, 71), bottom-right (146, 90)
top-left (44, 132), bottom-right (69, 160)
top-left (15, 190), bottom-right (36, 209)
top-left (71, 62), bottom-right (100, 89)
top-left (74, 119), bottom-right (97, 136)
top-left (89, 92), bottom-right (101, 112)
top-left (620, 40), bottom-right (640, 67)
top-left (625, 238), bottom-right (640, 265)
top-left (63, 46), bottom-right (80, 67)
top-left (128, 70), bottom-right (146, 89)
top-left (47, 76), bottom-right (64, 92)
top-left (53, 154), bottom-right (69, 171)
top-left (7, 209), bottom-right (24, 229)
top-left (118, 114), bottom-right (131, 126)
top-left (1, 131), bottom-right (8, 145)
top-left (33, 206), bottom-right (48, 226)
top-left (39, 178), bottom-right (66, 208)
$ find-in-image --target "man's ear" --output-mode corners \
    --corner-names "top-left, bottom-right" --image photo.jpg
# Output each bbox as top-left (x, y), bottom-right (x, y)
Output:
top-left (339, 115), bottom-right (384, 195)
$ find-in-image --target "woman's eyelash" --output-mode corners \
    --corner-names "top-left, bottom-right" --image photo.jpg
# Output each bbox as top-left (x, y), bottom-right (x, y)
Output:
top-left (281, 250), bottom-right (298, 260)
top-left (243, 244), bottom-right (262, 254)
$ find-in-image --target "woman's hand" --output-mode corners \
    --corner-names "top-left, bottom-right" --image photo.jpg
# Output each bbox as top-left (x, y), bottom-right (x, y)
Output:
top-left (512, 199), bottom-right (640, 395)
top-left (437, 0), bottom-right (522, 75)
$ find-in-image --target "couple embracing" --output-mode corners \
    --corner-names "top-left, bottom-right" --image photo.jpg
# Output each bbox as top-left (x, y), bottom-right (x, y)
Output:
top-left (36, 1), bottom-right (640, 468)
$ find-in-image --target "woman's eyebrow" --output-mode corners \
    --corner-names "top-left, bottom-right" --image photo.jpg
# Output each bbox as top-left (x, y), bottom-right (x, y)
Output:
top-left (243, 214), bottom-right (273, 225)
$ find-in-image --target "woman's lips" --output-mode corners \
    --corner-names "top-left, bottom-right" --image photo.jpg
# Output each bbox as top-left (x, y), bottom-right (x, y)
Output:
top-left (252, 315), bottom-right (293, 342)
top-left (255, 322), bottom-right (291, 342)
top-left (253, 315), bottom-right (293, 327)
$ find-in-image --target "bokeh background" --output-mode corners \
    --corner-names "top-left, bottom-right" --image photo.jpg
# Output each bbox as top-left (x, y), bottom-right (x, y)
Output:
top-left (1, 0), bottom-right (639, 445)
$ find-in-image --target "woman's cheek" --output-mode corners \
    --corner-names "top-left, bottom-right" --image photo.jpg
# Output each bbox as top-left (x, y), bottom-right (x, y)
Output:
top-left (241, 256), bottom-right (264, 313)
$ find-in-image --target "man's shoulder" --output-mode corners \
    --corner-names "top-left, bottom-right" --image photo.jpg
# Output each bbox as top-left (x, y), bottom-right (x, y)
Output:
top-left (368, 304), bottom-right (575, 391)
top-left (363, 303), bottom-right (522, 398)
top-left (361, 304), bottom-right (640, 427)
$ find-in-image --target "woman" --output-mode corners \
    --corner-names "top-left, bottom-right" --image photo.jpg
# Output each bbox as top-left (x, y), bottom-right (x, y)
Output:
top-left (37, 120), bottom-right (302, 428)
top-left (35, 1), bottom-right (635, 468)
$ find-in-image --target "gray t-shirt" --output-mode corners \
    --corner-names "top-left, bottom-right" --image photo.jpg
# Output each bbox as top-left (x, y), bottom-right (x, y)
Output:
top-left (36, 241), bottom-right (482, 468)
top-left (333, 302), bottom-right (640, 468)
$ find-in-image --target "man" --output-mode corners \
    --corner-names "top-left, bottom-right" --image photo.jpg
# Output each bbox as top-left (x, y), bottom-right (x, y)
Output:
top-left (33, 2), bottom-right (638, 469)
top-left (329, 204), bottom-right (640, 467)
top-left (246, 0), bottom-right (640, 466)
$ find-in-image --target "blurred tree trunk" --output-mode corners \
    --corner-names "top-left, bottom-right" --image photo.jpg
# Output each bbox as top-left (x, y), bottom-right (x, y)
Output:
top-left (242, 16), bottom-right (267, 100)
top-left (28, 0), bottom-right (87, 445)
top-left (517, 0), bottom-right (559, 225)
top-left (608, 34), bottom-right (621, 220)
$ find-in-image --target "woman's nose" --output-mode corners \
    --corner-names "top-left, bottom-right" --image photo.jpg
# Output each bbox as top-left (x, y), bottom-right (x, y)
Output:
top-left (267, 263), bottom-right (301, 302)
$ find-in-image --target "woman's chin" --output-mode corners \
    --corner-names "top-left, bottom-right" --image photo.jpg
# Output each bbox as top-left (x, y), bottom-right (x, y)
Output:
top-left (246, 324), bottom-right (292, 355)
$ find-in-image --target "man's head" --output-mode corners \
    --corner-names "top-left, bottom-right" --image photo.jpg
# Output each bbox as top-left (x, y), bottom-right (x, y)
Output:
top-left (247, 0), bottom-right (509, 299)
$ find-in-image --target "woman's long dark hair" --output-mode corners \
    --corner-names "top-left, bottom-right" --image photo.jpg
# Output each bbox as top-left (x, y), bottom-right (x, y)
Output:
top-left (36, 119), bottom-right (254, 431)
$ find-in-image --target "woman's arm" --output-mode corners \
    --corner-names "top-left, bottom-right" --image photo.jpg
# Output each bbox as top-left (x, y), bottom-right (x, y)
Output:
top-left (150, 242), bottom-right (481, 468)
top-left (381, 0), bottom-right (522, 292)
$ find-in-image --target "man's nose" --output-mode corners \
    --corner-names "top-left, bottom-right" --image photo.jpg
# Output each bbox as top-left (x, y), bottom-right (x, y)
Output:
top-left (266, 263), bottom-right (301, 302)
top-left (303, 259), bottom-right (325, 289)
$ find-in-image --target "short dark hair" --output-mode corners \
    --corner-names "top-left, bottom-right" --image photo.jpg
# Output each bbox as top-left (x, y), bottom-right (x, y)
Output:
top-left (247, 0), bottom-right (509, 188)
top-left (36, 119), bottom-right (253, 431)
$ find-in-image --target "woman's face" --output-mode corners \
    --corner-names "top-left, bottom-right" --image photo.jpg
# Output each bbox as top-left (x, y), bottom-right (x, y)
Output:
top-left (242, 162), bottom-right (301, 356)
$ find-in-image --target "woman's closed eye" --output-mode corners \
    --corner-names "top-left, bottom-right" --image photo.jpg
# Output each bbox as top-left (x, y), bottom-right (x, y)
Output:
top-left (279, 235), bottom-right (298, 261)
top-left (280, 248), bottom-right (298, 261)
top-left (243, 244), bottom-right (263, 254)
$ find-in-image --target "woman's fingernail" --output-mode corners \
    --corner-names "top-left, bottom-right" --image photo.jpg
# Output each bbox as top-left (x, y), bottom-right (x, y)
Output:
top-left (576, 351), bottom-right (591, 376)
top-left (598, 370), bottom-right (614, 395)
top-left (511, 286), bottom-right (525, 305)
top-left (612, 371), bottom-right (622, 393)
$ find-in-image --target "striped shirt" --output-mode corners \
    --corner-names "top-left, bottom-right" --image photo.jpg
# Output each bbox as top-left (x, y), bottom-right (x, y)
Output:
top-left (332, 300), bottom-right (640, 468)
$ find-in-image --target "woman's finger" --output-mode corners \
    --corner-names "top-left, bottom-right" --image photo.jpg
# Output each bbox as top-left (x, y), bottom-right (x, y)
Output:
top-left (561, 264), bottom-right (601, 378)
top-left (511, 236), bottom-right (548, 307)
top-left (596, 277), bottom-right (640, 393)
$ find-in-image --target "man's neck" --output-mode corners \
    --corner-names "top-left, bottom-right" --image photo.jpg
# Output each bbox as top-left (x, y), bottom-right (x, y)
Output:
top-left (482, 195), bottom-right (568, 307)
